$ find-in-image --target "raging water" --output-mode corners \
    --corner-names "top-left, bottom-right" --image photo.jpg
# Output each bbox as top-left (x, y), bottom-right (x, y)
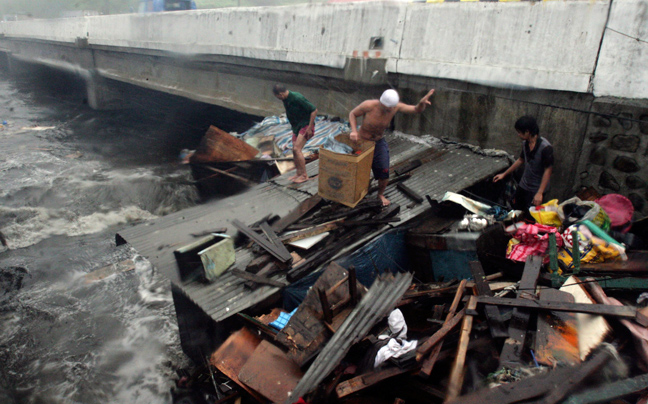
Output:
top-left (0, 67), bottom-right (259, 403)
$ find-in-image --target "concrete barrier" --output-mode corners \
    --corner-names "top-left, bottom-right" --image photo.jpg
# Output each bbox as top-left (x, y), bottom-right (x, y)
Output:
top-left (593, 0), bottom-right (648, 99)
top-left (2, 1), bottom-right (645, 99)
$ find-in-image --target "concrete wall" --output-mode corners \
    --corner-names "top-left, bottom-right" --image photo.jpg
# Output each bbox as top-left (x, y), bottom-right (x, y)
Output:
top-left (395, 1), bottom-right (609, 93)
top-left (593, 0), bottom-right (648, 99)
top-left (2, 1), bottom-right (646, 100)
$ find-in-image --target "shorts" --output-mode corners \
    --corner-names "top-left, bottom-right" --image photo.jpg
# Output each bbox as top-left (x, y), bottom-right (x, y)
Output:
top-left (371, 138), bottom-right (390, 180)
top-left (292, 125), bottom-right (315, 145)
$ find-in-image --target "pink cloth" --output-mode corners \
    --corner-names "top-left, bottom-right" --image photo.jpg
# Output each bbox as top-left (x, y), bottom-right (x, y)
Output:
top-left (596, 194), bottom-right (633, 229)
top-left (507, 223), bottom-right (562, 262)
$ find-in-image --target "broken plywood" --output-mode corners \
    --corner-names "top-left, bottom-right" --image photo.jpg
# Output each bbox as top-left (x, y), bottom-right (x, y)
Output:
top-left (238, 340), bottom-right (303, 403)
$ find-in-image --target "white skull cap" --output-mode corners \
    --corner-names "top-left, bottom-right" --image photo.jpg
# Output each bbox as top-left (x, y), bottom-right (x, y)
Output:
top-left (379, 89), bottom-right (399, 108)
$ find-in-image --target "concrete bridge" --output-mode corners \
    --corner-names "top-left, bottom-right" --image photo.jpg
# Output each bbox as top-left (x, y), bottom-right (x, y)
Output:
top-left (1, 0), bottom-right (647, 214)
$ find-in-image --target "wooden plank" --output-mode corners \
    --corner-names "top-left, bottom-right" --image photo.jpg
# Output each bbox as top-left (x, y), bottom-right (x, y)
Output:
top-left (397, 182), bottom-right (424, 204)
top-left (83, 259), bottom-right (135, 283)
top-left (395, 159), bottom-right (422, 176)
top-left (534, 288), bottom-right (580, 367)
top-left (279, 221), bottom-right (341, 243)
top-left (418, 280), bottom-right (468, 377)
top-left (230, 268), bottom-right (287, 288)
top-left (499, 255), bottom-right (543, 367)
top-left (416, 309), bottom-right (466, 360)
top-left (232, 219), bottom-right (292, 263)
top-left (474, 296), bottom-right (647, 324)
top-left (271, 194), bottom-right (322, 233)
top-left (445, 296), bottom-right (477, 402)
top-left (336, 366), bottom-right (412, 398)
top-left (236, 313), bottom-right (279, 338)
top-left (201, 165), bottom-right (258, 186)
top-left (237, 340), bottom-right (303, 404)
top-left (259, 222), bottom-right (291, 257)
top-left (340, 217), bottom-right (401, 226)
top-left (469, 261), bottom-right (508, 338)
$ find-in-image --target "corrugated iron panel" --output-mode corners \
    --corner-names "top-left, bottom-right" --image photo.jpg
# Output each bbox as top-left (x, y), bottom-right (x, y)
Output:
top-left (119, 134), bottom-right (508, 324)
top-left (286, 270), bottom-right (414, 403)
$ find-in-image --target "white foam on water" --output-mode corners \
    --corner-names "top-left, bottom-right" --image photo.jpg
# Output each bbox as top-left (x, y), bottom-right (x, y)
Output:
top-left (0, 205), bottom-right (158, 249)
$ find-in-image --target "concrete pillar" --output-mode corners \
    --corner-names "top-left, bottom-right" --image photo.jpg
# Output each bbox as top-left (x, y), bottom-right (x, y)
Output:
top-left (84, 72), bottom-right (127, 110)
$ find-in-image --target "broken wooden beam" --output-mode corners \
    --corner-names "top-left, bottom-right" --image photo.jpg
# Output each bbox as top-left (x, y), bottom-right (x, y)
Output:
top-left (416, 308), bottom-right (466, 361)
top-left (230, 268), bottom-right (287, 288)
top-left (499, 255), bottom-right (542, 367)
top-left (201, 165), bottom-right (258, 186)
top-left (271, 194), bottom-right (323, 233)
top-left (397, 183), bottom-right (424, 204)
top-left (232, 219), bottom-right (292, 263)
top-left (472, 296), bottom-right (648, 326)
top-left (395, 159), bottom-right (422, 176)
top-left (278, 220), bottom-right (341, 243)
top-left (445, 295), bottom-right (478, 402)
top-left (469, 261), bottom-right (508, 338)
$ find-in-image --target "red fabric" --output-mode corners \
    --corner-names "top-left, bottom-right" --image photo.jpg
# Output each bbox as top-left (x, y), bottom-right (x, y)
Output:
top-left (292, 125), bottom-right (315, 145)
top-left (596, 194), bottom-right (633, 228)
top-left (507, 223), bottom-right (562, 262)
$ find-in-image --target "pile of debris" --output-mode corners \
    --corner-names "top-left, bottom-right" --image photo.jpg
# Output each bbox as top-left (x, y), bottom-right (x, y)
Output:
top-left (170, 187), bottom-right (648, 404)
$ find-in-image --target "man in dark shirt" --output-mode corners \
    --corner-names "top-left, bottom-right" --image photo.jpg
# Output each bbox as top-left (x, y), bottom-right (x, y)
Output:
top-left (273, 84), bottom-right (318, 183)
top-left (493, 116), bottom-right (554, 210)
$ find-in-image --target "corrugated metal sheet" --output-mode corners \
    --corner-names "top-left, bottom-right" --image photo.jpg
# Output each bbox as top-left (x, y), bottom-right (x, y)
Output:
top-left (118, 134), bottom-right (508, 323)
top-left (286, 270), bottom-right (414, 403)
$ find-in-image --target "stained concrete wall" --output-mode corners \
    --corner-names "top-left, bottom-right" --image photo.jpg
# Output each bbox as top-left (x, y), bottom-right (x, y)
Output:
top-left (395, 1), bottom-right (609, 93)
top-left (593, 0), bottom-right (648, 99)
top-left (2, 1), bottom-right (646, 100)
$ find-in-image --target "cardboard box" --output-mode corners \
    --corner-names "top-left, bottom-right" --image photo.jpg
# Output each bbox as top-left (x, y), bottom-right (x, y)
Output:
top-left (318, 134), bottom-right (375, 208)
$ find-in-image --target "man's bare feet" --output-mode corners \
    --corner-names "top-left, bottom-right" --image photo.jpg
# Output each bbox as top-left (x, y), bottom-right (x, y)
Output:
top-left (287, 174), bottom-right (298, 181)
top-left (291, 174), bottom-right (309, 184)
top-left (379, 195), bottom-right (391, 206)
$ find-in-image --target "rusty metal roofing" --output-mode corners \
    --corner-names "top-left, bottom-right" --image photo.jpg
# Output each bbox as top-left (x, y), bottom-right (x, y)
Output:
top-left (286, 270), bottom-right (414, 403)
top-left (117, 134), bottom-right (508, 323)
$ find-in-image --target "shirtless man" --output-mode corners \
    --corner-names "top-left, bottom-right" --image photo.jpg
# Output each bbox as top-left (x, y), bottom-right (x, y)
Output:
top-left (349, 88), bottom-right (435, 206)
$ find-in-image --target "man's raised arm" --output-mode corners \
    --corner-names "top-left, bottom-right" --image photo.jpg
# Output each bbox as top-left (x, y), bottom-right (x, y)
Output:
top-left (400, 89), bottom-right (435, 114)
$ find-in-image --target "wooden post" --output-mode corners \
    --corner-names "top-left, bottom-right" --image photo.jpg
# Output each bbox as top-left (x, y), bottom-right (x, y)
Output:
top-left (348, 266), bottom-right (358, 305)
top-left (445, 296), bottom-right (477, 402)
top-left (572, 229), bottom-right (581, 274)
top-left (499, 255), bottom-right (542, 367)
top-left (548, 233), bottom-right (559, 274)
top-left (418, 280), bottom-right (468, 377)
top-left (318, 288), bottom-right (333, 324)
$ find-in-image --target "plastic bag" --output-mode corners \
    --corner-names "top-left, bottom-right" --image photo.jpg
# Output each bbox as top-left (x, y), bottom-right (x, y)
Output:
top-left (560, 197), bottom-right (611, 232)
top-left (557, 224), bottom-right (625, 270)
top-left (529, 199), bottom-right (563, 227)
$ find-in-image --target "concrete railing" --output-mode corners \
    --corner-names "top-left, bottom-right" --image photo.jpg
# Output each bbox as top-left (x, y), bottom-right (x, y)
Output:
top-left (1, 0), bottom-right (646, 99)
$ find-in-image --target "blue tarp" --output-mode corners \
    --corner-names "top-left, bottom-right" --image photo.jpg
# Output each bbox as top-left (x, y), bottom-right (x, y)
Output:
top-left (239, 116), bottom-right (350, 156)
top-left (283, 229), bottom-right (410, 311)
